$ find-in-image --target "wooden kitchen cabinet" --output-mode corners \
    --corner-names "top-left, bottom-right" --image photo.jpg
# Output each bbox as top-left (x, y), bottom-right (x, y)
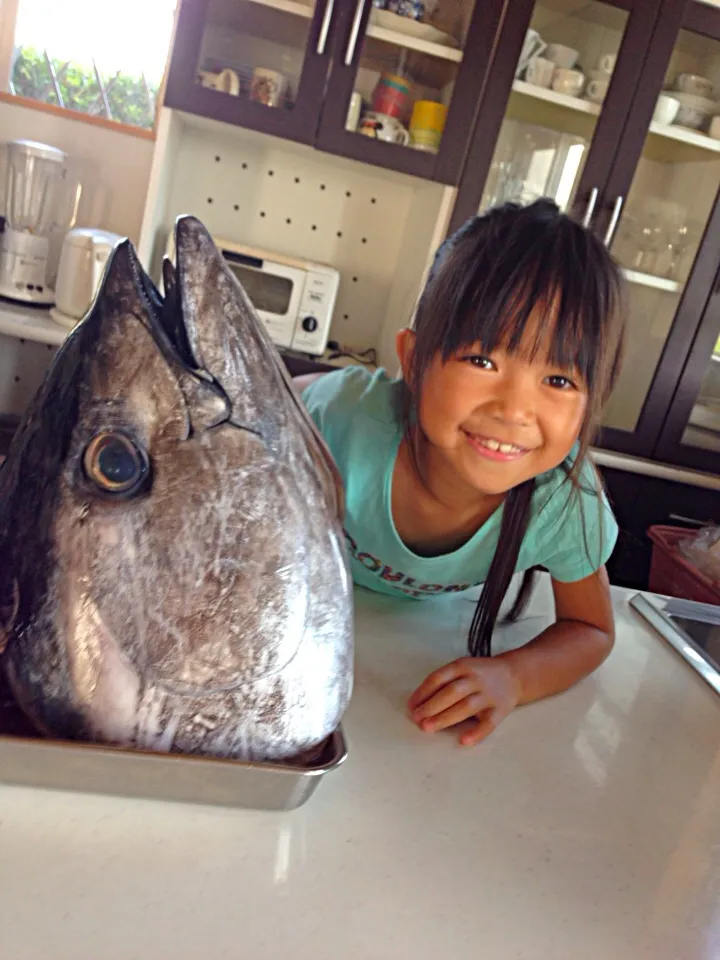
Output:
top-left (447, 0), bottom-right (720, 478)
top-left (163, 0), bottom-right (507, 184)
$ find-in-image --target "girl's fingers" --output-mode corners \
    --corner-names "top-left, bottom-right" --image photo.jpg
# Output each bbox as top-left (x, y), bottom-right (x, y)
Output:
top-left (417, 694), bottom-right (490, 733)
top-left (410, 676), bottom-right (478, 720)
top-left (460, 711), bottom-right (499, 747)
top-left (407, 661), bottom-right (469, 710)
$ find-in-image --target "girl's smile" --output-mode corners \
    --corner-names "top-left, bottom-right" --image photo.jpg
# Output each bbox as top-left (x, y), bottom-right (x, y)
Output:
top-left (398, 321), bottom-right (589, 499)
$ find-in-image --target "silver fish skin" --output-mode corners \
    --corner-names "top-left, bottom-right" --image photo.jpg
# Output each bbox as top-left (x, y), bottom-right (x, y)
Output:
top-left (0, 215), bottom-right (353, 763)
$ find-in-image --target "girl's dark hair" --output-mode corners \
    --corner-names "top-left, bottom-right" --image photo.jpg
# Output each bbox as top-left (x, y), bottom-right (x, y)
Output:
top-left (400, 199), bottom-right (625, 656)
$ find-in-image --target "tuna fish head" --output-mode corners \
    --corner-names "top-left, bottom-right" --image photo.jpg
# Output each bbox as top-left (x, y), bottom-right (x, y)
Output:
top-left (0, 216), bottom-right (353, 762)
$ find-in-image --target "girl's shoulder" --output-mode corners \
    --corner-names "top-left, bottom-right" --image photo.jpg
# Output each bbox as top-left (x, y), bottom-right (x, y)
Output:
top-left (300, 365), bottom-right (400, 432)
top-left (529, 449), bottom-right (618, 583)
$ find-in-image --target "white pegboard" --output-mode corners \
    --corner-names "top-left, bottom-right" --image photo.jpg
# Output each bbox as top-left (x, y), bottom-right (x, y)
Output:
top-left (0, 333), bottom-right (58, 418)
top-left (145, 113), bottom-right (450, 356)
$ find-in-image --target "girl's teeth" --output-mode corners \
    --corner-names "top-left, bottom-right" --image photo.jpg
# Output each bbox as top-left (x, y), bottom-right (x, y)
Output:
top-left (477, 437), bottom-right (522, 454)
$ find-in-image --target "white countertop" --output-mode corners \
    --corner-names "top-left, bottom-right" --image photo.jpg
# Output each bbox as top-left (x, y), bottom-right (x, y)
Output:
top-left (1, 579), bottom-right (719, 959)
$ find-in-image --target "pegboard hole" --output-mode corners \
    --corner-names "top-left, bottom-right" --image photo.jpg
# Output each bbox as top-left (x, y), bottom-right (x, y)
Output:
top-left (260, 211), bottom-right (266, 218)
top-left (336, 231), bottom-right (342, 238)
top-left (268, 170), bottom-right (275, 177)
top-left (320, 184), bottom-right (326, 191)
top-left (286, 218), bottom-right (292, 225)
top-left (345, 191), bottom-right (351, 198)
top-left (242, 162), bottom-right (248, 170)
top-left (352, 276), bottom-right (358, 283)
top-left (294, 177), bottom-right (300, 184)
top-left (311, 225), bottom-right (317, 231)
top-left (233, 204), bottom-right (239, 211)
top-left (371, 197), bottom-right (377, 204)
top-left (214, 155), bottom-right (221, 163)
top-left (361, 237), bottom-right (367, 244)
top-left (207, 197), bottom-right (213, 204)
top-left (343, 314), bottom-right (349, 320)
top-left (14, 376), bottom-right (20, 383)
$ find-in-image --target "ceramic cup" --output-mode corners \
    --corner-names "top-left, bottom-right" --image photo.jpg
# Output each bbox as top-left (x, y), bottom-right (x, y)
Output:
top-left (545, 43), bottom-right (579, 69)
top-left (409, 100), bottom-right (447, 152)
top-left (552, 68), bottom-right (585, 97)
top-left (710, 115), bottom-right (720, 140)
top-left (358, 111), bottom-right (410, 145)
top-left (250, 67), bottom-right (286, 107)
top-left (525, 56), bottom-right (555, 88)
top-left (198, 68), bottom-right (240, 96)
top-left (676, 73), bottom-right (714, 98)
top-left (653, 94), bottom-right (680, 126)
top-left (596, 53), bottom-right (617, 75)
top-left (586, 78), bottom-right (609, 104)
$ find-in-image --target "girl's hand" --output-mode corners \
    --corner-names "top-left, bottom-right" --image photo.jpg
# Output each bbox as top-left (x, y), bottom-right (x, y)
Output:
top-left (408, 658), bottom-right (520, 747)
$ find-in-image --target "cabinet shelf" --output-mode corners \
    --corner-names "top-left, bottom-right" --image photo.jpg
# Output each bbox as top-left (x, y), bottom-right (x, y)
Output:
top-left (622, 269), bottom-right (682, 294)
top-left (508, 81), bottom-right (600, 139)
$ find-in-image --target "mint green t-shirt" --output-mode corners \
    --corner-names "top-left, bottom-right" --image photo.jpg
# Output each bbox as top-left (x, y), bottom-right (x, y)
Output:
top-left (302, 366), bottom-right (618, 599)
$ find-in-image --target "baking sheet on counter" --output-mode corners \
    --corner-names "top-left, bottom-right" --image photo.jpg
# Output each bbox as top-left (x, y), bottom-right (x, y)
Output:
top-left (0, 676), bottom-right (347, 811)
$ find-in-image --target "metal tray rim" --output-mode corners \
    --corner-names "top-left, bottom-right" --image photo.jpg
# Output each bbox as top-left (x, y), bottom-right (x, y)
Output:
top-left (0, 724), bottom-right (348, 778)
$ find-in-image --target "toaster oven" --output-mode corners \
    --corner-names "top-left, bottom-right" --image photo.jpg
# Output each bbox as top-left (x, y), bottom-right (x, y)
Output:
top-left (166, 233), bottom-right (340, 356)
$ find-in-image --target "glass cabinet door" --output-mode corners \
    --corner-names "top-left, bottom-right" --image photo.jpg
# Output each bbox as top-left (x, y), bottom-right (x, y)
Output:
top-left (315, 0), bottom-right (506, 182)
top-left (165, 0), bottom-right (335, 142)
top-left (479, 0), bottom-right (635, 215)
top-left (601, 19), bottom-right (720, 449)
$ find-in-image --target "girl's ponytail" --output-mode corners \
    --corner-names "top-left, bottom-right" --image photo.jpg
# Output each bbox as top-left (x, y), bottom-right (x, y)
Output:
top-left (467, 479), bottom-right (536, 657)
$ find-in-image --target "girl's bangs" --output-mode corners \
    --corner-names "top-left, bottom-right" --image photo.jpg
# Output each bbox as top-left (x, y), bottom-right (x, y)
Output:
top-left (432, 227), bottom-right (619, 393)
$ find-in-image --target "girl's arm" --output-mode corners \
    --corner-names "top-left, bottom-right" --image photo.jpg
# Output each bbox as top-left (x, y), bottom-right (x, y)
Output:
top-left (498, 566), bottom-right (614, 705)
top-left (291, 372), bottom-right (327, 394)
top-left (408, 567), bottom-right (614, 746)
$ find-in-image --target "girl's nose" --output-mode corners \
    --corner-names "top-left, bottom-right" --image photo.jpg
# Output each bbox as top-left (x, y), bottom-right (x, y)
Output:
top-left (486, 376), bottom-right (536, 426)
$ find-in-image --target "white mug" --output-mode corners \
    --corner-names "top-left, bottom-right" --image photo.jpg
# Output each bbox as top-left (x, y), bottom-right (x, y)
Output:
top-left (198, 68), bottom-right (240, 96)
top-left (653, 94), bottom-right (680, 126)
top-left (516, 29), bottom-right (546, 77)
top-left (586, 78), bottom-right (609, 104)
top-left (545, 43), bottom-right (579, 69)
top-left (552, 68), bottom-right (585, 98)
top-left (525, 56), bottom-right (555, 88)
top-left (676, 73), bottom-right (714, 97)
top-left (597, 53), bottom-right (617, 75)
top-left (358, 111), bottom-right (410, 145)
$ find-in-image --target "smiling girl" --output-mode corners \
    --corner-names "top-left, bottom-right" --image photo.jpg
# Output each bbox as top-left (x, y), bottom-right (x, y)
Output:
top-left (294, 199), bottom-right (625, 747)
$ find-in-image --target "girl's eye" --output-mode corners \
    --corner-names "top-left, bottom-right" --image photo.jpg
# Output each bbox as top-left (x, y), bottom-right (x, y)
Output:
top-left (82, 432), bottom-right (150, 497)
top-left (463, 355), bottom-right (495, 370)
top-left (545, 374), bottom-right (577, 391)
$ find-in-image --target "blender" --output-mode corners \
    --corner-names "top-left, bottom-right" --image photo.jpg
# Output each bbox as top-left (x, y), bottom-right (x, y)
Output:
top-left (0, 139), bottom-right (67, 305)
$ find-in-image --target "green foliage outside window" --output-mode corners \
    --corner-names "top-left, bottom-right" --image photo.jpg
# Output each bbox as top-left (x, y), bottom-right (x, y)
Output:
top-left (11, 46), bottom-right (158, 129)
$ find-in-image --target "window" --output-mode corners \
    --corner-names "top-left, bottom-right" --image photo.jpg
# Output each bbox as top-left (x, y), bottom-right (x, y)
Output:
top-left (3, 0), bottom-right (177, 130)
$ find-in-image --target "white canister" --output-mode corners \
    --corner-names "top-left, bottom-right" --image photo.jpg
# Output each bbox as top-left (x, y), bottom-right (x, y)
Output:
top-left (51, 227), bottom-right (123, 328)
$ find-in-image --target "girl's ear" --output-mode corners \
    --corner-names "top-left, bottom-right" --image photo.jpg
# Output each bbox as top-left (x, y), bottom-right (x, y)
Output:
top-left (395, 328), bottom-right (416, 382)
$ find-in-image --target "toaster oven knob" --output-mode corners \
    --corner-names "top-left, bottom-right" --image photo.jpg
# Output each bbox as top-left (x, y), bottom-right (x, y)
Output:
top-left (302, 315), bottom-right (318, 333)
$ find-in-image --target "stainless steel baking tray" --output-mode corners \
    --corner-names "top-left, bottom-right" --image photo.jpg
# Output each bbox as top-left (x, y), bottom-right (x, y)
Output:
top-left (0, 686), bottom-right (348, 811)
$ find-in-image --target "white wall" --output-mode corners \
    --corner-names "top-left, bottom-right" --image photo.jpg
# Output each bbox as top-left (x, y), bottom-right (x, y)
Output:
top-left (0, 97), bottom-right (154, 243)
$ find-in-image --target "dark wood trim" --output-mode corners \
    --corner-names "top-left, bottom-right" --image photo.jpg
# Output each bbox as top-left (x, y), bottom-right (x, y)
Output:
top-left (446, 0), bottom-right (536, 233)
top-left (164, 0), bottom-right (336, 145)
top-left (432, 0), bottom-right (509, 184)
top-left (573, 0), bottom-right (680, 232)
top-left (592, 0), bottom-right (688, 243)
top-left (683, 0), bottom-right (720, 40)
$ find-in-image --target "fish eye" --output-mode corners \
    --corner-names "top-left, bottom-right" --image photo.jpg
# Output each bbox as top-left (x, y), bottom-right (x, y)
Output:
top-left (82, 432), bottom-right (149, 496)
